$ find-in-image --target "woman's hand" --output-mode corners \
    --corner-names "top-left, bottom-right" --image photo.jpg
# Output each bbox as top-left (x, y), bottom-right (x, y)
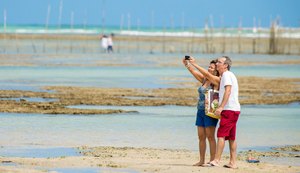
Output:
top-left (182, 58), bottom-right (188, 66)
top-left (189, 56), bottom-right (196, 65)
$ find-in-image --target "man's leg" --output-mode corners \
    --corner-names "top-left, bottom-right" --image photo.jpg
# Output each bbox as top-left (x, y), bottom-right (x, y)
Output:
top-left (209, 137), bottom-right (225, 166)
top-left (225, 111), bottom-right (239, 168)
top-left (227, 140), bottom-right (237, 168)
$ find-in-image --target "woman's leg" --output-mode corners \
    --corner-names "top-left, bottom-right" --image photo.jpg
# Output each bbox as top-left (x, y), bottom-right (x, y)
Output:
top-left (205, 126), bottom-right (217, 162)
top-left (194, 126), bottom-right (206, 166)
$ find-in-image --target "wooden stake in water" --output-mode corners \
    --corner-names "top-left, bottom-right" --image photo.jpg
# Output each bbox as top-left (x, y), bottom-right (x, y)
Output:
top-left (127, 13), bottom-right (131, 53)
top-left (58, 0), bottom-right (63, 29)
top-left (162, 22), bottom-right (166, 53)
top-left (180, 12), bottom-right (185, 53)
top-left (204, 19), bottom-right (209, 54)
top-left (209, 15), bottom-right (214, 53)
top-left (70, 11), bottom-right (74, 53)
top-left (31, 35), bottom-right (37, 53)
top-left (150, 11), bottom-right (155, 54)
top-left (45, 5), bottom-right (51, 30)
top-left (57, 0), bottom-right (63, 54)
top-left (269, 21), bottom-right (276, 54)
top-left (221, 15), bottom-right (226, 54)
top-left (252, 17), bottom-right (257, 54)
top-left (44, 4), bottom-right (51, 53)
top-left (257, 19), bottom-right (261, 54)
top-left (127, 13), bottom-right (131, 31)
top-left (101, 0), bottom-right (106, 34)
top-left (83, 9), bottom-right (87, 53)
top-left (238, 17), bottom-right (242, 54)
top-left (4, 9), bottom-right (6, 33)
top-left (136, 18), bottom-right (140, 53)
top-left (287, 27), bottom-right (291, 55)
top-left (3, 9), bottom-right (7, 53)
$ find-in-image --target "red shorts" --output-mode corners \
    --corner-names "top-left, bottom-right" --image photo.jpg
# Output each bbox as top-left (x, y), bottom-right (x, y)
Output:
top-left (217, 110), bottom-right (240, 140)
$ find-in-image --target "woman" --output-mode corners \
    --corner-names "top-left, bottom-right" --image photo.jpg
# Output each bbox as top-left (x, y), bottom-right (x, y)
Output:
top-left (183, 56), bottom-right (220, 166)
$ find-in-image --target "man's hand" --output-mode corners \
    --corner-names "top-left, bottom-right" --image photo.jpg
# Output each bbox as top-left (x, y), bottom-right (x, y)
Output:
top-left (215, 107), bottom-right (223, 116)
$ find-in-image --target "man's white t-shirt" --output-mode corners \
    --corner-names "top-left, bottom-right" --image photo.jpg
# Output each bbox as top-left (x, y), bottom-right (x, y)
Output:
top-left (219, 71), bottom-right (240, 111)
top-left (107, 37), bottom-right (113, 46)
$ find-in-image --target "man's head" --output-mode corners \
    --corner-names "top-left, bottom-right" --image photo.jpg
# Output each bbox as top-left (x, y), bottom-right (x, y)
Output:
top-left (216, 56), bottom-right (232, 73)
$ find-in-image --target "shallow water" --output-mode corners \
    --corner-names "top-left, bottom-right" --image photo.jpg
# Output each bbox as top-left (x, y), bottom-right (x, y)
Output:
top-left (51, 167), bottom-right (139, 173)
top-left (0, 104), bottom-right (299, 152)
top-left (0, 63), bottom-right (299, 91)
top-left (0, 147), bottom-right (80, 158)
top-left (0, 54), bottom-right (300, 91)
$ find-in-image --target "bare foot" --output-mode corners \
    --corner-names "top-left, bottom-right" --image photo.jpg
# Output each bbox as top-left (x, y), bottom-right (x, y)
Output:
top-left (193, 161), bottom-right (204, 166)
top-left (223, 164), bottom-right (238, 169)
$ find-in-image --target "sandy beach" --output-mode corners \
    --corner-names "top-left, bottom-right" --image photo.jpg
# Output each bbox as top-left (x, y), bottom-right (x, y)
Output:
top-left (0, 146), bottom-right (299, 173)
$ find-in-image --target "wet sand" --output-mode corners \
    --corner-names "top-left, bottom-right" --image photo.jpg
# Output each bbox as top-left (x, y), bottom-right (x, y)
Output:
top-left (0, 146), bottom-right (299, 173)
top-left (0, 76), bottom-right (299, 115)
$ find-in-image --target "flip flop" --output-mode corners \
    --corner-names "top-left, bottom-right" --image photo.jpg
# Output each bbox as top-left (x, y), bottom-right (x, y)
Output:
top-left (223, 164), bottom-right (238, 169)
top-left (201, 163), bottom-right (213, 167)
top-left (247, 158), bottom-right (260, 163)
top-left (208, 161), bottom-right (219, 167)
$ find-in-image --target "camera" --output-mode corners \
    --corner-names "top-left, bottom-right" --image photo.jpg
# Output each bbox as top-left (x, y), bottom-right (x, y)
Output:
top-left (185, 55), bottom-right (191, 60)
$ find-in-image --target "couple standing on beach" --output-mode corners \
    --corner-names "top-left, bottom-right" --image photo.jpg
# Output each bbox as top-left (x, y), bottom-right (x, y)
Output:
top-left (100, 33), bottom-right (114, 53)
top-left (183, 56), bottom-right (240, 169)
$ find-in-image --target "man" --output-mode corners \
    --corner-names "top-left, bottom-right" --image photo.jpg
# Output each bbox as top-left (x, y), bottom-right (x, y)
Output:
top-left (209, 56), bottom-right (240, 169)
top-left (107, 33), bottom-right (114, 53)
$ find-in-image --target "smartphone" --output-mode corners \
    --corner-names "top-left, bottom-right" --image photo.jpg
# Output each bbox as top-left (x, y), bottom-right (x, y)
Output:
top-left (185, 55), bottom-right (190, 60)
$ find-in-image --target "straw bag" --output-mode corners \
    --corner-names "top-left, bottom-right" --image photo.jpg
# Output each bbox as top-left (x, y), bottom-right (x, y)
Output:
top-left (205, 89), bottom-right (220, 119)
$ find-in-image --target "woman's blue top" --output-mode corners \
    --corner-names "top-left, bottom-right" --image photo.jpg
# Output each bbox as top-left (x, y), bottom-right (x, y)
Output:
top-left (197, 85), bottom-right (212, 110)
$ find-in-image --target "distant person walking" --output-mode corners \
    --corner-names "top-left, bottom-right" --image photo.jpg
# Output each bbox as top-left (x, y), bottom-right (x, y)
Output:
top-left (209, 56), bottom-right (241, 169)
top-left (101, 34), bottom-right (108, 53)
top-left (107, 33), bottom-right (114, 53)
top-left (183, 56), bottom-right (220, 166)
